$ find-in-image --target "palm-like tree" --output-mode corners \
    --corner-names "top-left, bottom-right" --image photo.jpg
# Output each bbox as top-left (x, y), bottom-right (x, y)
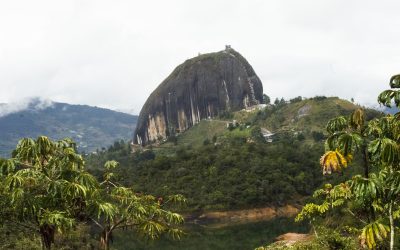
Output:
top-left (0, 136), bottom-right (97, 249)
top-left (378, 74), bottom-right (400, 111)
top-left (299, 74), bottom-right (400, 249)
top-left (87, 160), bottom-right (185, 250)
top-left (324, 108), bottom-right (367, 177)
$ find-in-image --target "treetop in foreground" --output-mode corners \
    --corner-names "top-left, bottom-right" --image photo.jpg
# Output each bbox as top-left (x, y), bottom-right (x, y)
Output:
top-left (0, 136), bottom-right (185, 249)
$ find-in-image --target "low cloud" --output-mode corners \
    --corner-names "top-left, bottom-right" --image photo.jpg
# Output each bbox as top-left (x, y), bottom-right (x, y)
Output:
top-left (0, 97), bottom-right (54, 118)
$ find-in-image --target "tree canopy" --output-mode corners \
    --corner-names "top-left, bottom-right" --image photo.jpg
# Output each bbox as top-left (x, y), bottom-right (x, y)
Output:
top-left (0, 136), bottom-right (184, 249)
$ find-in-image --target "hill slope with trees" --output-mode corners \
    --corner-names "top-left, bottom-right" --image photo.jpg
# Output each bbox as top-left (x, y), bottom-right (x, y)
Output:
top-left (0, 98), bottom-right (138, 156)
top-left (87, 96), bottom-right (382, 212)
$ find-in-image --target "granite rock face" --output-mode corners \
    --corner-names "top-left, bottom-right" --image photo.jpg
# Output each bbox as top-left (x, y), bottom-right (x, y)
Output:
top-left (134, 47), bottom-right (264, 145)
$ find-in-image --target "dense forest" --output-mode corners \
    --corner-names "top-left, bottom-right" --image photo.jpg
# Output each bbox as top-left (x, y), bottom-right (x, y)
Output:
top-left (87, 135), bottom-right (324, 211)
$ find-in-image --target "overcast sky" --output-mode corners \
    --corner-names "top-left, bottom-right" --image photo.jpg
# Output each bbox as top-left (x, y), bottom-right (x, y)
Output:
top-left (0, 0), bottom-right (399, 114)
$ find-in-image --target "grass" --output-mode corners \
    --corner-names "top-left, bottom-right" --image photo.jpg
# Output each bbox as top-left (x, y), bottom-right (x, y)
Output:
top-left (255, 97), bottom-right (377, 133)
top-left (177, 120), bottom-right (227, 148)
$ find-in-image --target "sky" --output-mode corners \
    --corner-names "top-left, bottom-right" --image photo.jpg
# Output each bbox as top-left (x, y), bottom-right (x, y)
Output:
top-left (0, 0), bottom-right (399, 114)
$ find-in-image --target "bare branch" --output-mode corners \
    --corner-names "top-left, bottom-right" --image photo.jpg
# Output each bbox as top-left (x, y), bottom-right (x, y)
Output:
top-left (110, 218), bottom-right (126, 231)
top-left (89, 217), bottom-right (104, 230)
top-left (346, 209), bottom-right (368, 225)
top-left (115, 222), bottom-right (140, 229)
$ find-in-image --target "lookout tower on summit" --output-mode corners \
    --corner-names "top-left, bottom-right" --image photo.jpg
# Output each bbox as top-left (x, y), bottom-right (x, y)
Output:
top-left (225, 45), bottom-right (231, 50)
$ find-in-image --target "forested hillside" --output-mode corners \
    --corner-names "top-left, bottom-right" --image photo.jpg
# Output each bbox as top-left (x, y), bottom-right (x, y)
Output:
top-left (87, 96), bottom-right (382, 211)
top-left (0, 98), bottom-right (138, 156)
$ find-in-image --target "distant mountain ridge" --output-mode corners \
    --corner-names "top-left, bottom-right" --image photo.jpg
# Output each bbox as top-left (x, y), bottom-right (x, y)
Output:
top-left (0, 98), bottom-right (138, 156)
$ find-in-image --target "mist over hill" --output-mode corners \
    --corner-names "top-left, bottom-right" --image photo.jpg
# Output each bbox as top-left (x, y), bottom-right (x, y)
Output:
top-left (0, 98), bottom-right (137, 156)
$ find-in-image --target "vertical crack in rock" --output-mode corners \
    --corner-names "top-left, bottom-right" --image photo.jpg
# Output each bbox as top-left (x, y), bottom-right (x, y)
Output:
top-left (222, 80), bottom-right (230, 110)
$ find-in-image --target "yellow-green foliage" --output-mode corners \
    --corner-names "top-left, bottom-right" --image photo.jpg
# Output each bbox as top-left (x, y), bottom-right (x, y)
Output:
top-left (360, 222), bottom-right (389, 249)
top-left (320, 150), bottom-right (350, 174)
top-left (295, 183), bottom-right (351, 222)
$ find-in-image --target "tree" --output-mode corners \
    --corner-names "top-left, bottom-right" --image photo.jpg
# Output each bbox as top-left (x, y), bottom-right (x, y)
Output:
top-left (297, 74), bottom-right (400, 249)
top-left (0, 136), bottom-right (97, 249)
top-left (262, 94), bottom-right (271, 104)
top-left (250, 126), bottom-right (265, 143)
top-left (87, 160), bottom-right (185, 250)
top-left (289, 96), bottom-right (302, 103)
top-left (0, 137), bottom-right (185, 250)
top-left (311, 131), bottom-right (325, 142)
top-left (324, 108), bottom-right (368, 177)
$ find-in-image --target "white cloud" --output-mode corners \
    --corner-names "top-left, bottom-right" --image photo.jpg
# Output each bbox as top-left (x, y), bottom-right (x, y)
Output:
top-left (0, 0), bottom-right (399, 113)
top-left (0, 97), bottom-right (54, 117)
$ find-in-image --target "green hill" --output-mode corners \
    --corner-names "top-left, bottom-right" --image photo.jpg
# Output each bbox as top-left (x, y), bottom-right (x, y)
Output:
top-left (250, 97), bottom-right (377, 131)
top-left (156, 96), bottom-right (380, 149)
top-left (87, 96), bottom-right (382, 212)
top-left (0, 98), bottom-right (138, 156)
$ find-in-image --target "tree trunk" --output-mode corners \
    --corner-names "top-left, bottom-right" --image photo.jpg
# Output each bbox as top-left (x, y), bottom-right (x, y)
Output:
top-left (39, 224), bottom-right (55, 250)
top-left (389, 202), bottom-right (394, 250)
top-left (362, 144), bottom-right (369, 178)
top-left (100, 228), bottom-right (113, 250)
top-left (362, 144), bottom-right (376, 222)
